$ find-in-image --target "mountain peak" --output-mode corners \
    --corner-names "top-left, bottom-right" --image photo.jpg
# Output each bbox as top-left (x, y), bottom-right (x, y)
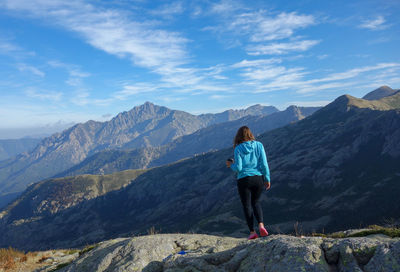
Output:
top-left (325, 94), bottom-right (397, 113)
top-left (362, 85), bottom-right (396, 101)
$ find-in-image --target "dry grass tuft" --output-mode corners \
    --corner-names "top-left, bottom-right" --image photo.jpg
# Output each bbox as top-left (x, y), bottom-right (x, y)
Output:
top-left (0, 247), bottom-right (25, 270)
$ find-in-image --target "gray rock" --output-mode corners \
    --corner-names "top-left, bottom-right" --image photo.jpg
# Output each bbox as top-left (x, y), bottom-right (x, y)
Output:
top-left (58, 234), bottom-right (400, 272)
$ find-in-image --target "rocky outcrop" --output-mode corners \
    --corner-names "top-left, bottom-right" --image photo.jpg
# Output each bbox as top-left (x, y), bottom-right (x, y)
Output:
top-left (56, 234), bottom-right (400, 272)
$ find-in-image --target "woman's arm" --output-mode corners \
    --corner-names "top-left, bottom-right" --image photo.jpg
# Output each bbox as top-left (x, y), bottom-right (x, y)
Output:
top-left (258, 142), bottom-right (270, 183)
top-left (230, 147), bottom-right (242, 172)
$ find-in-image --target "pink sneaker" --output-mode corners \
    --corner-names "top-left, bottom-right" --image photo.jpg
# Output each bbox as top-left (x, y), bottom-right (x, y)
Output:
top-left (248, 233), bottom-right (259, 240)
top-left (259, 227), bottom-right (269, 237)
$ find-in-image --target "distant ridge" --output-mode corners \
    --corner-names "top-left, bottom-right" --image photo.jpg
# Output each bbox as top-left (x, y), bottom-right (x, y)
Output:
top-left (362, 85), bottom-right (399, 100)
top-left (0, 102), bottom-right (278, 200)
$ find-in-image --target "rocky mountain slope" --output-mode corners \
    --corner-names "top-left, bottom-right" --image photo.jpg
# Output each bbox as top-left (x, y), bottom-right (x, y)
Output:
top-left (363, 85), bottom-right (399, 100)
top-left (0, 103), bottom-right (277, 200)
top-left (1, 92), bottom-right (399, 251)
top-left (57, 105), bottom-right (320, 177)
top-left (0, 138), bottom-right (41, 161)
top-left (56, 233), bottom-right (400, 272)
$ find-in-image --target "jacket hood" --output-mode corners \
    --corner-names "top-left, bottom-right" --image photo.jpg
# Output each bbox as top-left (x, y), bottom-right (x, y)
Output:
top-left (237, 141), bottom-right (256, 154)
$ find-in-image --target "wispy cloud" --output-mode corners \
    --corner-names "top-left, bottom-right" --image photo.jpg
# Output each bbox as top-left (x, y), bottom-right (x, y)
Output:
top-left (247, 40), bottom-right (320, 55)
top-left (205, 3), bottom-right (318, 57)
top-left (0, 39), bottom-right (20, 53)
top-left (149, 1), bottom-right (184, 17)
top-left (209, 94), bottom-right (229, 100)
top-left (0, 38), bottom-right (35, 57)
top-left (232, 58), bottom-right (282, 68)
top-left (359, 16), bottom-right (389, 30)
top-left (2, 0), bottom-right (189, 77)
top-left (209, 4), bottom-right (315, 41)
top-left (48, 60), bottom-right (90, 86)
top-left (317, 54), bottom-right (329, 60)
top-left (113, 83), bottom-right (158, 100)
top-left (25, 88), bottom-right (63, 101)
top-left (17, 63), bottom-right (45, 77)
top-left (234, 61), bottom-right (400, 94)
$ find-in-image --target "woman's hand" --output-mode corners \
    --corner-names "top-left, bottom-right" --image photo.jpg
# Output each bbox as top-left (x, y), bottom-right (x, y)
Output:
top-left (264, 182), bottom-right (271, 190)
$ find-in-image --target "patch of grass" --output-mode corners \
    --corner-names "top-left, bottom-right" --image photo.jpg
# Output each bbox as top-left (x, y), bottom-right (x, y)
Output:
top-left (348, 225), bottom-right (400, 238)
top-left (310, 225), bottom-right (400, 239)
top-left (65, 249), bottom-right (79, 255)
top-left (49, 262), bottom-right (71, 271)
top-left (79, 244), bottom-right (98, 257)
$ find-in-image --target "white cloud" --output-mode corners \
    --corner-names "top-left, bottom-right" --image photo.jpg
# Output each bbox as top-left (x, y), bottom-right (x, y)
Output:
top-left (249, 12), bottom-right (315, 42)
top-left (113, 84), bottom-right (159, 100)
top-left (232, 58), bottom-right (282, 68)
top-left (305, 63), bottom-right (400, 84)
top-left (210, 0), bottom-right (241, 14)
top-left (317, 54), bottom-right (329, 60)
top-left (234, 61), bottom-right (400, 95)
top-left (70, 90), bottom-right (90, 106)
top-left (0, 40), bottom-right (20, 53)
top-left (25, 88), bottom-right (63, 101)
top-left (247, 40), bottom-right (320, 55)
top-left (48, 60), bottom-right (90, 86)
top-left (359, 16), bottom-right (388, 30)
top-left (0, 38), bottom-right (35, 57)
top-left (149, 1), bottom-right (184, 17)
top-left (242, 66), bottom-right (305, 81)
top-left (17, 63), bottom-right (45, 77)
top-left (209, 94), bottom-right (228, 100)
top-left (3, 0), bottom-right (189, 77)
top-left (210, 5), bottom-right (316, 41)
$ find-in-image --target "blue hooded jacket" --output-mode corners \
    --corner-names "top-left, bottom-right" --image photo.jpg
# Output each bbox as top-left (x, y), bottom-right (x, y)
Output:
top-left (230, 140), bottom-right (270, 182)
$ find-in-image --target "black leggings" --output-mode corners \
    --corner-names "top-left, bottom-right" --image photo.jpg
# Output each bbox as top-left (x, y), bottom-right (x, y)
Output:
top-left (237, 175), bottom-right (264, 232)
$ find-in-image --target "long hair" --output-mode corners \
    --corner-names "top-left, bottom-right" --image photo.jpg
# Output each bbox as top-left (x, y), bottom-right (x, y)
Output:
top-left (234, 126), bottom-right (255, 147)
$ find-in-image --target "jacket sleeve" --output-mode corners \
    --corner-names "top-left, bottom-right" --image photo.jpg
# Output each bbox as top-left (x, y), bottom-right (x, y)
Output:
top-left (230, 147), bottom-right (242, 173)
top-left (258, 142), bottom-right (271, 182)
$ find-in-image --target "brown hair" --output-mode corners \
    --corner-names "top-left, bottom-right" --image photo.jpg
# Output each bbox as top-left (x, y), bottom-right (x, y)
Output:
top-left (234, 126), bottom-right (255, 147)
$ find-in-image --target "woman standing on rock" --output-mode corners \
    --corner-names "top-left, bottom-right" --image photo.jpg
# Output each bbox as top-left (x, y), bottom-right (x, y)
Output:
top-left (226, 126), bottom-right (271, 240)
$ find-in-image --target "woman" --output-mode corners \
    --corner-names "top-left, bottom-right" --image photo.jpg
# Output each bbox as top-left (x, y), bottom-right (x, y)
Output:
top-left (226, 126), bottom-right (271, 240)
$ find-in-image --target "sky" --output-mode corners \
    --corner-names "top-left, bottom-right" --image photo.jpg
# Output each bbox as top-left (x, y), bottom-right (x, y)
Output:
top-left (0, 0), bottom-right (399, 138)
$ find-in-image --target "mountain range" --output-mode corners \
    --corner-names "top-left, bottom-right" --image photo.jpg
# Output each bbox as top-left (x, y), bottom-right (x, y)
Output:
top-left (0, 103), bottom-right (278, 201)
top-left (56, 105), bottom-right (320, 177)
top-left (1, 87), bottom-right (398, 251)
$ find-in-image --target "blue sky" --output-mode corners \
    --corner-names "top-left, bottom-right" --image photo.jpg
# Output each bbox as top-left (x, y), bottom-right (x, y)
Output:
top-left (0, 0), bottom-right (399, 138)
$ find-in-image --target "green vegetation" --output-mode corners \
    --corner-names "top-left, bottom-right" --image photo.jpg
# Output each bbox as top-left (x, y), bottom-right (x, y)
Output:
top-left (311, 225), bottom-right (400, 239)
top-left (50, 262), bottom-right (72, 271)
top-left (65, 249), bottom-right (79, 255)
top-left (348, 225), bottom-right (400, 238)
top-left (79, 244), bottom-right (98, 256)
